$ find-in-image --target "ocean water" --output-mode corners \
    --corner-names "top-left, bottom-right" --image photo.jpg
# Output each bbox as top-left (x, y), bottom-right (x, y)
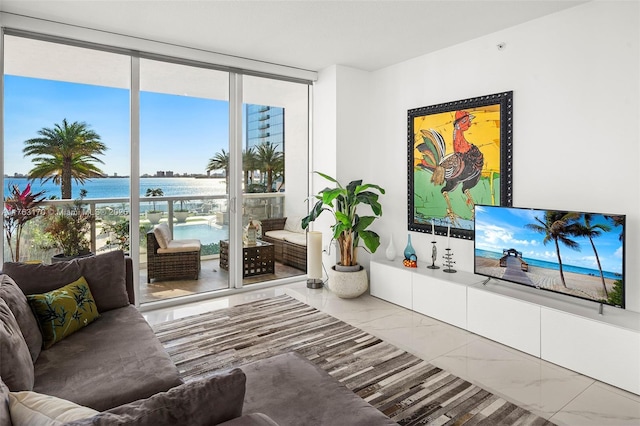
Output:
top-left (3, 177), bottom-right (227, 199)
top-left (475, 248), bottom-right (621, 280)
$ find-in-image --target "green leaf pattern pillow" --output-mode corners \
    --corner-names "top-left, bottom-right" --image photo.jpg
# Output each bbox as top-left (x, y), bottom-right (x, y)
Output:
top-left (27, 277), bottom-right (99, 349)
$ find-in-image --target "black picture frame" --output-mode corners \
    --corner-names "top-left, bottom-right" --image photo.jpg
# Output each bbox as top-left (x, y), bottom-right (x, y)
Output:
top-left (408, 91), bottom-right (513, 240)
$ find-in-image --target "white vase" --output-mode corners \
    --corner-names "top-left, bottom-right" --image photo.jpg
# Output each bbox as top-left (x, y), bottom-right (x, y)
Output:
top-left (385, 236), bottom-right (396, 261)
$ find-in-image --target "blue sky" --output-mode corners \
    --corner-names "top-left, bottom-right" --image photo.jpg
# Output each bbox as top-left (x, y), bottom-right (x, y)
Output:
top-left (475, 205), bottom-right (624, 274)
top-left (4, 76), bottom-right (229, 176)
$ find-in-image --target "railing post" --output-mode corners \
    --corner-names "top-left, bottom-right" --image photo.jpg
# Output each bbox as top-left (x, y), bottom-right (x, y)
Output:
top-left (90, 201), bottom-right (97, 254)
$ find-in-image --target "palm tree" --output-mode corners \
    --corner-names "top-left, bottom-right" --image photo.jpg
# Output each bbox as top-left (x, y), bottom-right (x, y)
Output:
top-left (23, 119), bottom-right (107, 199)
top-left (145, 187), bottom-right (164, 212)
top-left (525, 210), bottom-right (580, 288)
top-left (207, 149), bottom-right (230, 193)
top-left (243, 147), bottom-right (258, 191)
top-left (574, 214), bottom-right (611, 298)
top-left (256, 142), bottom-right (283, 192)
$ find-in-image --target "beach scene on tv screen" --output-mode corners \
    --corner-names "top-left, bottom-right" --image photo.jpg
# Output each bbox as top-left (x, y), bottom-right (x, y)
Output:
top-left (474, 206), bottom-right (624, 307)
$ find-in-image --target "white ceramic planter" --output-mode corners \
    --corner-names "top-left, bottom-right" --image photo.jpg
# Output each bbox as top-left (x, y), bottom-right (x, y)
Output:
top-left (327, 266), bottom-right (368, 298)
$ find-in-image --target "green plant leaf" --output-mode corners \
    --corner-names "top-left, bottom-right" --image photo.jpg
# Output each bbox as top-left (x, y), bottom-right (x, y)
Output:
top-left (359, 230), bottom-right (381, 253)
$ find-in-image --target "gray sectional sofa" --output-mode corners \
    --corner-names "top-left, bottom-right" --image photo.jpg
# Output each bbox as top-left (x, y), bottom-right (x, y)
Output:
top-left (0, 251), bottom-right (396, 425)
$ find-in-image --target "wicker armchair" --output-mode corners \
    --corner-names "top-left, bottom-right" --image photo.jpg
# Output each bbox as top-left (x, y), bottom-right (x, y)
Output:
top-left (146, 229), bottom-right (201, 283)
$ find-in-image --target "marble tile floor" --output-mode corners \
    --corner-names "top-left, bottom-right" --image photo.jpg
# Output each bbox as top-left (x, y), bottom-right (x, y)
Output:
top-left (144, 281), bottom-right (640, 425)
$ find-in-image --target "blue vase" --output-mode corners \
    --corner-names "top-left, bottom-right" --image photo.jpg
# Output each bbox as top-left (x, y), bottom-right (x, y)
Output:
top-left (404, 235), bottom-right (416, 260)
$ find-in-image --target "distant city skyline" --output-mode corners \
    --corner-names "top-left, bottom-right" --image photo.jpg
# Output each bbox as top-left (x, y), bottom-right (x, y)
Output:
top-left (4, 75), bottom-right (231, 177)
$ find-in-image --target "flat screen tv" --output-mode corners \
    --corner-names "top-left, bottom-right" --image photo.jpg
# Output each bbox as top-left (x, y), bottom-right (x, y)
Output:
top-left (474, 205), bottom-right (625, 308)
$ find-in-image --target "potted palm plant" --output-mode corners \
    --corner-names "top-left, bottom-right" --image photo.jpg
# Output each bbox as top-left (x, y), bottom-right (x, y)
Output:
top-left (174, 199), bottom-right (190, 223)
top-left (145, 187), bottom-right (164, 224)
top-left (302, 172), bottom-right (385, 298)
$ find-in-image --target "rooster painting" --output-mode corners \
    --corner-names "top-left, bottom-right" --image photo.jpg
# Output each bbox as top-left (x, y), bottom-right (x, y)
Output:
top-left (416, 110), bottom-right (484, 225)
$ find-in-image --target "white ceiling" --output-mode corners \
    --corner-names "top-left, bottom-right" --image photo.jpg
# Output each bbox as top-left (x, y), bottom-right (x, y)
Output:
top-left (1, 0), bottom-right (588, 72)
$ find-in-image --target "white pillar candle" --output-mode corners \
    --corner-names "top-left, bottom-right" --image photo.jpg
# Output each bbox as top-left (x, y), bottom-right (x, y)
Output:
top-left (307, 231), bottom-right (323, 280)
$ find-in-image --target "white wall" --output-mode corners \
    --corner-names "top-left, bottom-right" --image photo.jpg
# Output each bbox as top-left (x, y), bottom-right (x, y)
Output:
top-left (316, 1), bottom-right (640, 312)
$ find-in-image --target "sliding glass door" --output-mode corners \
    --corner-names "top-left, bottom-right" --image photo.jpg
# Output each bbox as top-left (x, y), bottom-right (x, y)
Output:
top-left (138, 59), bottom-right (231, 302)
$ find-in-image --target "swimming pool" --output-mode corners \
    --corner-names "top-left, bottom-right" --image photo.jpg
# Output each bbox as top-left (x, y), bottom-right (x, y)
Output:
top-left (172, 222), bottom-right (229, 245)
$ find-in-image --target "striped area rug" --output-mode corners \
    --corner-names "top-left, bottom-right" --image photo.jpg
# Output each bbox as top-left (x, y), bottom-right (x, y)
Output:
top-left (153, 295), bottom-right (554, 425)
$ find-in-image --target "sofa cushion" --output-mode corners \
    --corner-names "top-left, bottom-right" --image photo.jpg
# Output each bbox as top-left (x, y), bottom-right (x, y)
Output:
top-left (241, 352), bottom-right (396, 426)
top-left (263, 230), bottom-right (292, 241)
top-left (8, 391), bottom-right (98, 425)
top-left (0, 298), bottom-right (34, 392)
top-left (218, 413), bottom-right (280, 426)
top-left (64, 368), bottom-right (246, 426)
top-left (3, 250), bottom-right (129, 313)
top-left (75, 250), bottom-right (129, 312)
top-left (27, 277), bottom-right (99, 349)
top-left (283, 233), bottom-right (307, 247)
top-left (33, 305), bottom-right (183, 411)
top-left (0, 274), bottom-right (42, 362)
top-left (0, 377), bottom-right (11, 426)
top-left (157, 239), bottom-right (201, 254)
top-left (153, 223), bottom-right (172, 249)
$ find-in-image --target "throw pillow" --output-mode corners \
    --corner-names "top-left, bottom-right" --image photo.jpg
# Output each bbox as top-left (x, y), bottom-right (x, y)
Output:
top-left (0, 274), bottom-right (42, 362)
top-left (0, 298), bottom-right (34, 391)
top-left (8, 391), bottom-right (99, 426)
top-left (153, 223), bottom-right (172, 249)
top-left (2, 260), bottom-right (81, 299)
top-left (64, 368), bottom-right (247, 426)
top-left (75, 250), bottom-right (129, 312)
top-left (284, 216), bottom-right (304, 234)
top-left (3, 250), bottom-right (129, 314)
top-left (27, 277), bottom-right (99, 349)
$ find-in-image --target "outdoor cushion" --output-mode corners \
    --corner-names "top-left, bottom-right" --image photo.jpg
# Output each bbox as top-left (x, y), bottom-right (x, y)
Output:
top-left (283, 233), bottom-right (307, 247)
top-left (0, 274), bottom-right (42, 362)
top-left (157, 239), bottom-right (201, 254)
top-left (27, 277), bottom-right (99, 349)
top-left (153, 223), bottom-right (172, 249)
top-left (8, 391), bottom-right (99, 425)
top-left (283, 216), bottom-right (304, 234)
top-left (0, 298), bottom-right (34, 392)
top-left (263, 230), bottom-right (293, 241)
top-left (3, 250), bottom-right (129, 313)
top-left (64, 368), bottom-right (246, 426)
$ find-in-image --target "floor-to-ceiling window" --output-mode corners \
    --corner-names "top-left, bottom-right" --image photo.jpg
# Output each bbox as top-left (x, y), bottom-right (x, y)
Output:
top-left (2, 34), bottom-right (131, 265)
top-left (2, 29), bottom-right (311, 306)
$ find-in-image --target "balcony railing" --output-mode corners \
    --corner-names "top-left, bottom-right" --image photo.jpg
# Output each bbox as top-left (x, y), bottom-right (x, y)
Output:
top-left (3, 192), bottom-right (285, 264)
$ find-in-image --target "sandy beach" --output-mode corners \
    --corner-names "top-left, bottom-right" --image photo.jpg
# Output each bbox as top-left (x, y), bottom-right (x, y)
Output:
top-left (475, 256), bottom-right (617, 302)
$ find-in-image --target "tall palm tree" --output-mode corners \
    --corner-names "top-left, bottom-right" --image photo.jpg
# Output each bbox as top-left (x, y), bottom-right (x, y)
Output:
top-left (207, 149), bottom-right (230, 193)
top-left (256, 142), bottom-right (283, 192)
top-left (525, 211), bottom-right (580, 288)
top-left (575, 214), bottom-right (611, 298)
top-left (242, 147), bottom-right (258, 191)
top-left (23, 119), bottom-right (107, 199)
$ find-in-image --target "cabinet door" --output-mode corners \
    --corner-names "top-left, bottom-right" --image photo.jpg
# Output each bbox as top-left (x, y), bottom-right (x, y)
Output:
top-left (412, 274), bottom-right (467, 329)
top-left (370, 261), bottom-right (412, 309)
top-left (467, 287), bottom-right (541, 357)
top-left (541, 308), bottom-right (640, 395)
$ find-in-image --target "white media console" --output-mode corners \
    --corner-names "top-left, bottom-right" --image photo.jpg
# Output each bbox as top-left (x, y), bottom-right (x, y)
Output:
top-left (370, 258), bottom-right (640, 395)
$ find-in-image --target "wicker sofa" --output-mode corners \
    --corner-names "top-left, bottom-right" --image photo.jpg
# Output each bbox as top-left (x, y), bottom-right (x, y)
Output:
top-left (261, 217), bottom-right (307, 271)
top-left (146, 224), bottom-right (201, 283)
